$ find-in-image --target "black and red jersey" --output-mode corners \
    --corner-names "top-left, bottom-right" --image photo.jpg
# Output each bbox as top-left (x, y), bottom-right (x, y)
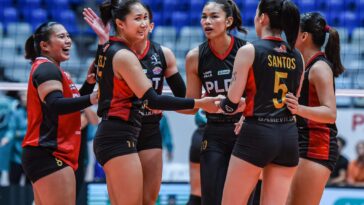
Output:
top-left (138, 40), bottom-right (167, 123)
top-left (243, 37), bottom-right (304, 118)
top-left (96, 37), bottom-right (142, 125)
top-left (296, 52), bottom-right (338, 160)
top-left (23, 57), bottom-right (81, 170)
top-left (198, 35), bottom-right (247, 122)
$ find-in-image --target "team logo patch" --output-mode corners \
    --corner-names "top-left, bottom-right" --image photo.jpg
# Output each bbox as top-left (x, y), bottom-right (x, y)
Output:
top-left (153, 67), bottom-right (163, 75)
top-left (274, 44), bottom-right (287, 53)
top-left (225, 105), bottom-right (234, 113)
top-left (218, 69), bottom-right (230, 76)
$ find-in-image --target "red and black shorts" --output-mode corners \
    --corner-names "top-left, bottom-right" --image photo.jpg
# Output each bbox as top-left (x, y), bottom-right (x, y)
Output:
top-left (137, 122), bottom-right (162, 152)
top-left (22, 146), bottom-right (68, 183)
top-left (233, 117), bottom-right (299, 167)
top-left (93, 118), bottom-right (141, 166)
top-left (298, 129), bottom-right (338, 172)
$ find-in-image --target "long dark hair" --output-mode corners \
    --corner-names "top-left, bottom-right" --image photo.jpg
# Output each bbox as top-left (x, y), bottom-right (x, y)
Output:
top-left (300, 12), bottom-right (345, 77)
top-left (258, 0), bottom-right (300, 51)
top-left (100, 0), bottom-right (141, 32)
top-left (142, 3), bottom-right (153, 23)
top-left (206, 0), bottom-right (247, 34)
top-left (24, 22), bottom-right (60, 62)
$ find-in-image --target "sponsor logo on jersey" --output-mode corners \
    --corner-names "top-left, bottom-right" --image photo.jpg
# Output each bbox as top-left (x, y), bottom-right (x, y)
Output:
top-left (153, 67), bottom-right (163, 75)
top-left (218, 69), bottom-right (231, 76)
top-left (203, 70), bottom-right (212, 78)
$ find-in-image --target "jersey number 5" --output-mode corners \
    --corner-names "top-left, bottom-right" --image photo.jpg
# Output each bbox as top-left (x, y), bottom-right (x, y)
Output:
top-left (273, 71), bottom-right (288, 109)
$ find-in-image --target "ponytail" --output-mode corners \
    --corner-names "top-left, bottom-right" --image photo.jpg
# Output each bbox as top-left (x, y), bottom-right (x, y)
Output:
top-left (258, 0), bottom-right (300, 51)
top-left (300, 12), bottom-right (345, 77)
top-left (24, 35), bottom-right (37, 62)
top-left (206, 0), bottom-right (247, 34)
top-left (281, 0), bottom-right (300, 51)
top-left (325, 27), bottom-right (345, 77)
top-left (99, 1), bottom-right (113, 26)
top-left (227, 0), bottom-right (247, 34)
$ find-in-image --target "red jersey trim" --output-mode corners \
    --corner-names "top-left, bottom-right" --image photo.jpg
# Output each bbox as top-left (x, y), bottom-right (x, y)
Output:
top-left (137, 40), bottom-right (150, 60)
top-left (209, 36), bottom-right (235, 60)
top-left (109, 36), bottom-right (126, 44)
top-left (262, 36), bottom-right (283, 41)
top-left (306, 52), bottom-right (325, 68)
top-left (243, 66), bottom-right (256, 117)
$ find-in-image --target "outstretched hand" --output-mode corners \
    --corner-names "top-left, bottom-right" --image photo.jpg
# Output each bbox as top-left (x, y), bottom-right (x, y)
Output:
top-left (199, 96), bottom-right (224, 113)
top-left (285, 92), bottom-right (299, 114)
top-left (83, 7), bottom-right (110, 44)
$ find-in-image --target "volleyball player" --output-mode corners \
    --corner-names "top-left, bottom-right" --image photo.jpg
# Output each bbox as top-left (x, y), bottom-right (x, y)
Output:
top-left (183, 1), bottom-right (248, 204)
top-left (218, 0), bottom-right (304, 204)
top-left (285, 12), bottom-right (345, 205)
top-left (92, 1), bottom-right (219, 204)
top-left (22, 22), bottom-right (98, 205)
top-left (83, 4), bottom-right (186, 204)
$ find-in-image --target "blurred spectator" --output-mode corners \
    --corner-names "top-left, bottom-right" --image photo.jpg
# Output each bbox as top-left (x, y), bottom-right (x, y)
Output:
top-left (76, 107), bottom-right (98, 200)
top-left (347, 140), bottom-right (364, 186)
top-left (160, 115), bottom-right (174, 162)
top-left (6, 91), bottom-right (30, 185)
top-left (328, 136), bottom-right (349, 186)
top-left (0, 91), bottom-right (18, 184)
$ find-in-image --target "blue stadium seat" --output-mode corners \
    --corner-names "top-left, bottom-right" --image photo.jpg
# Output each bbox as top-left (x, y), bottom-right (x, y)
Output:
top-left (163, 0), bottom-right (177, 13)
top-left (152, 26), bottom-right (177, 49)
top-left (190, 11), bottom-right (201, 26)
top-left (339, 12), bottom-right (358, 32)
top-left (171, 11), bottom-right (189, 32)
top-left (45, 0), bottom-right (70, 10)
top-left (53, 10), bottom-right (78, 34)
top-left (0, 0), bottom-right (13, 9)
top-left (298, 0), bottom-right (316, 13)
top-left (189, 0), bottom-right (204, 13)
top-left (243, 10), bottom-right (255, 27)
top-left (0, 7), bottom-right (18, 28)
top-left (0, 22), bottom-right (3, 40)
top-left (326, 0), bottom-right (345, 11)
top-left (243, 0), bottom-right (258, 12)
top-left (7, 22), bottom-right (32, 49)
top-left (152, 12), bottom-right (163, 26)
top-left (27, 8), bottom-right (48, 31)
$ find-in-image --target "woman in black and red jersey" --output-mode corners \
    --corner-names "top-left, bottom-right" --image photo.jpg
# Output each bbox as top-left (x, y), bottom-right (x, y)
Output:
top-left (21, 22), bottom-right (98, 205)
top-left (183, 1), bottom-right (248, 204)
top-left (285, 12), bottom-right (345, 205)
top-left (218, 0), bottom-right (304, 204)
top-left (92, 1), bottom-right (219, 204)
top-left (83, 4), bottom-right (186, 205)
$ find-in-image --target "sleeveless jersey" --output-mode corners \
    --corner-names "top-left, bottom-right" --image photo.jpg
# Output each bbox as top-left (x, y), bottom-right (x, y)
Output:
top-left (23, 57), bottom-right (81, 170)
top-left (244, 37), bottom-right (304, 118)
top-left (138, 40), bottom-right (167, 123)
top-left (96, 37), bottom-right (142, 125)
top-left (198, 36), bottom-right (246, 122)
top-left (296, 52), bottom-right (338, 159)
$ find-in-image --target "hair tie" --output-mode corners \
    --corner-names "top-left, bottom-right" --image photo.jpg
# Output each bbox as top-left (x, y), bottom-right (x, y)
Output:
top-left (324, 25), bottom-right (331, 32)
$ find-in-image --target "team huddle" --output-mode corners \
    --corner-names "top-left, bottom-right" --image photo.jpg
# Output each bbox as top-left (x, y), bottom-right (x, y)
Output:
top-left (20, 0), bottom-right (345, 205)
